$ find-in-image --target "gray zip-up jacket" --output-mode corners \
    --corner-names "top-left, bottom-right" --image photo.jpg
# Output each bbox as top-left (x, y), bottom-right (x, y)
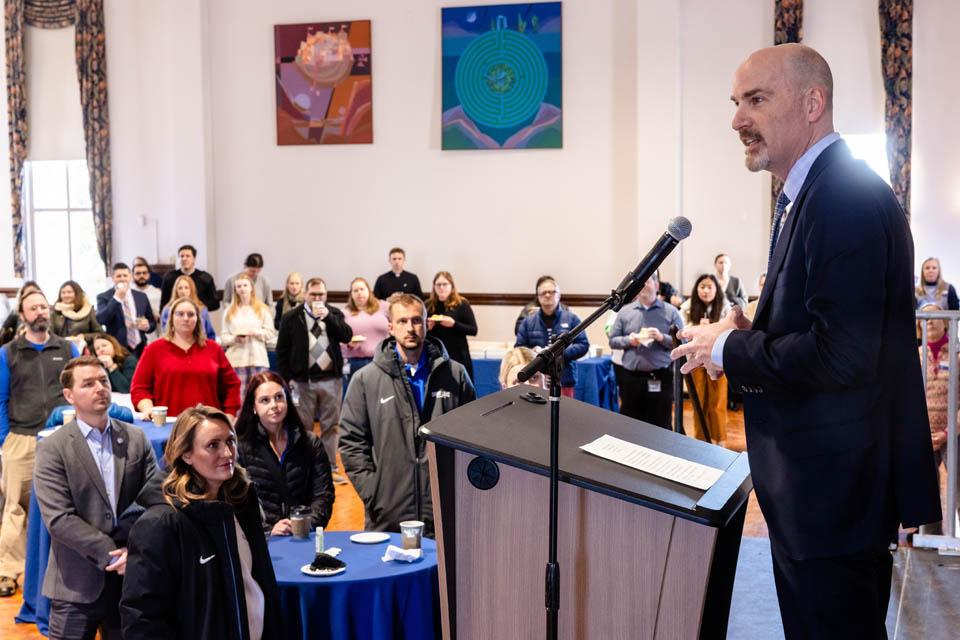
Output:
top-left (340, 336), bottom-right (475, 532)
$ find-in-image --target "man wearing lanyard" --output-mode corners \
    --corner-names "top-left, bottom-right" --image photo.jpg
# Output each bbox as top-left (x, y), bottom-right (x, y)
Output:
top-left (608, 274), bottom-right (683, 428)
top-left (340, 294), bottom-right (475, 534)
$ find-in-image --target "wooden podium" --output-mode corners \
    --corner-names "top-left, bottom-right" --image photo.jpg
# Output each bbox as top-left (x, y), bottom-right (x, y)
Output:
top-left (420, 385), bottom-right (753, 640)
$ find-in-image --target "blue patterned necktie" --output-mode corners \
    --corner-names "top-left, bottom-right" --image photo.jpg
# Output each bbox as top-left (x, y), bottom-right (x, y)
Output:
top-left (768, 191), bottom-right (791, 272)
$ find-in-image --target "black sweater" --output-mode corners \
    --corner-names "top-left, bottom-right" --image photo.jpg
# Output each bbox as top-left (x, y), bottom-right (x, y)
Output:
top-left (427, 299), bottom-right (478, 379)
top-left (238, 426), bottom-right (334, 532)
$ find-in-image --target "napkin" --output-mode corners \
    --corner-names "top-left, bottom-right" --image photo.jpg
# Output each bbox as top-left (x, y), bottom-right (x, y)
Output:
top-left (381, 544), bottom-right (423, 563)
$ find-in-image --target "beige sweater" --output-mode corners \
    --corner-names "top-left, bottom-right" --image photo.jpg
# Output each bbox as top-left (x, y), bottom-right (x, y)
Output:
top-left (221, 305), bottom-right (276, 368)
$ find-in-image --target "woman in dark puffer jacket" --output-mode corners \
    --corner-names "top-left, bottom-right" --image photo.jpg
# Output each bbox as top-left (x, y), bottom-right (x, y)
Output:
top-left (235, 370), bottom-right (335, 535)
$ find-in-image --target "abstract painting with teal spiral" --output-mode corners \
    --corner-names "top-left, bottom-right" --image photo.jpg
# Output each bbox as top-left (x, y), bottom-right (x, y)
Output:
top-left (442, 3), bottom-right (562, 150)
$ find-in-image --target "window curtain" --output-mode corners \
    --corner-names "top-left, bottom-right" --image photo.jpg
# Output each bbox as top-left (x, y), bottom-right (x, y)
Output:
top-left (879, 0), bottom-right (912, 219)
top-left (4, 0), bottom-right (112, 277)
top-left (771, 0), bottom-right (803, 219)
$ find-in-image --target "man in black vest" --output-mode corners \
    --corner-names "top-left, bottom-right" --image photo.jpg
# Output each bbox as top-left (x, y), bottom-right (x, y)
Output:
top-left (0, 291), bottom-right (80, 597)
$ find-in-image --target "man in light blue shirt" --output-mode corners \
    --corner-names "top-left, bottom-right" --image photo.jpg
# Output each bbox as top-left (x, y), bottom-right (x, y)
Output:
top-left (34, 355), bottom-right (159, 639)
top-left (608, 274), bottom-right (683, 428)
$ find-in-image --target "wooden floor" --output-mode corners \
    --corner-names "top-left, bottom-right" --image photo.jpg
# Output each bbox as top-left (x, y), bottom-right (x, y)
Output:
top-left (0, 405), bottom-right (761, 639)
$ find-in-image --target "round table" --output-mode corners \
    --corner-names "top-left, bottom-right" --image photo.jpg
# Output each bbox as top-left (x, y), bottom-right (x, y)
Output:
top-left (16, 420), bottom-right (172, 634)
top-left (269, 531), bottom-right (440, 640)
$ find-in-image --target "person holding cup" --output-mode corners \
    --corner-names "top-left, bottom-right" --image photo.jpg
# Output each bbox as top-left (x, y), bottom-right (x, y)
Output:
top-left (235, 371), bottom-right (334, 536)
top-left (276, 278), bottom-right (353, 485)
top-left (96, 263), bottom-right (157, 358)
top-left (426, 271), bottom-right (478, 380)
top-left (221, 274), bottom-right (276, 398)
top-left (120, 405), bottom-right (284, 639)
top-left (131, 297), bottom-right (241, 420)
top-left (92, 332), bottom-right (138, 394)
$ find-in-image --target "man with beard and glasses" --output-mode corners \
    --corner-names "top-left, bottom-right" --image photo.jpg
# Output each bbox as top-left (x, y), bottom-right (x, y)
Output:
top-left (0, 291), bottom-right (81, 597)
top-left (672, 44), bottom-right (940, 637)
top-left (131, 261), bottom-right (162, 342)
top-left (340, 294), bottom-right (475, 533)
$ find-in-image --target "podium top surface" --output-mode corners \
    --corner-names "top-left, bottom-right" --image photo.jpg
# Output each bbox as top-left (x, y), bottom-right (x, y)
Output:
top-left (420, 386), bottom-right (752, 527)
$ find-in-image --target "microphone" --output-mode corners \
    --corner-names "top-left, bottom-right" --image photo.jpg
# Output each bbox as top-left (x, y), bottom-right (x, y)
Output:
top-left (611, 216), bottom-right (692, 311)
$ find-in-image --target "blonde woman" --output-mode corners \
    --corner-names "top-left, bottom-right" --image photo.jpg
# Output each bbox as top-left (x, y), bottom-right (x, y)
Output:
top-left (341, 277), bottom-right (389, 385)
top-left (274, 271), bottom-right (304, 330)
top-left (131, 297), bottom-right (241, 418)
top-left (159, 275), bottom-right (217, 339)
top-left (915, 257), bottom-right (959, 310)
top-left (498, 346), bottom-right (544, 389)
top-left (222, 274), bottom-right (277, 397)
top-left (120, 405), bottom-right (283, 639)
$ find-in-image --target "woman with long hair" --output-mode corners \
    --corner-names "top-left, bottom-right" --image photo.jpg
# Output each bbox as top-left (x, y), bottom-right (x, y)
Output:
top-left (235, 371), bottom-right (335, 536)
top-left (915, 257), bottom-right (959, 310)
top-left (274, 271), bottom-right (304, 330)
top-left (680, 274), bottom-right (730, 445)
top-left (120, 405), bottom-right (283, 639)
top-left (426, 271), bottom-right (478, 379)
top-left (50, 280), bottom-right (102, 351)
top-left (159, 275), bottom-right (217, 339)
top-left (222, 274), bottom-right (276, 398)
top-left (131, 297), bottom-right (241, 418)
top-left (92, 332), bottom-right (138, 393)
top-left (341, 277), bottom-right (389, 386)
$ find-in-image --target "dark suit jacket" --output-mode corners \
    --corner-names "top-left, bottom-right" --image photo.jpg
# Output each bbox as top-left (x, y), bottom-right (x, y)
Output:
top-left (96, 288), bottom-right (156, 352)
top-left (723, 140), bottom-right (941, 560)
top-left (33, 419), bottom-right (161, 603)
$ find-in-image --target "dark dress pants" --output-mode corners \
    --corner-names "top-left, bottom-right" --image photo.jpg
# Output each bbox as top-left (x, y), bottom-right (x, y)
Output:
top-left (616, 366), bottom-right (674, 429)
top-left (771, 544), bottom-right (893, 639)
top-left (48, 573), bottom-right (123, 640)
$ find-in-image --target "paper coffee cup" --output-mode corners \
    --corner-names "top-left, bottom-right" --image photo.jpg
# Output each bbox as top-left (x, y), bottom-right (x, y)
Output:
top-left (62, 409), bottom-right (76, 424)
top-left (151, 406), bottom-right (168, 426)
top-left (399, 520), bottom-right (425, 550)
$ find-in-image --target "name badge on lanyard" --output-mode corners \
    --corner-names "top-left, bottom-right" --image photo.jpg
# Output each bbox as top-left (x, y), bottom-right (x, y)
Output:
top-left (647, 379), bottom-right (662, 393)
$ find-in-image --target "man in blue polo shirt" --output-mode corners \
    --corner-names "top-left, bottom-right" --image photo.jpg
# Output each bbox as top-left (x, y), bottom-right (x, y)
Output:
top-left (340, 294), bottom-right (475, 533)
top-left (608, 274), bottom-right (684, 428)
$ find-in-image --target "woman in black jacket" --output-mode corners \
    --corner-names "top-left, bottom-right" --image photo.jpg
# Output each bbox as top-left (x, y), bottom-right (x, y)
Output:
top-left (120, 405), bottom-right (283, 640)
top-left (426, 271), bottom-right (478, 379)
top-left (235, 370), bottom-right (334, 535)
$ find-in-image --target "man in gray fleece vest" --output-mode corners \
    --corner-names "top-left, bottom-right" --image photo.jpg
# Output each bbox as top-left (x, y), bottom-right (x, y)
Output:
top-left (0, 290), bottom-right (79, 597)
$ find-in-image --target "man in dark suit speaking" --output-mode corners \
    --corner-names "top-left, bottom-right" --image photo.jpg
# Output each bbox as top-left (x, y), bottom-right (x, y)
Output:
top-left (672, 44), bottom-right (941, 637)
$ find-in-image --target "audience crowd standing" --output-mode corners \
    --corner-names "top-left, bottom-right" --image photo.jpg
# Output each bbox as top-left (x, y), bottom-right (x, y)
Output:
top-left (3, 240), bottom-right (951, 622)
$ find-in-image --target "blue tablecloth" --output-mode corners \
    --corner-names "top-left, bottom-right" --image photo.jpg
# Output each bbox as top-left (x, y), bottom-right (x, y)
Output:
top-left (270, 531), bottom-right (439, 640)
top-left (473, 355), bottom-right (619, 411)
top-left (16, 420), bottom-right (172, 635)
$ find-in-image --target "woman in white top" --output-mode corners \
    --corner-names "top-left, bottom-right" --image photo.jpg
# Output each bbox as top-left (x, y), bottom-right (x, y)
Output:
top-left (222, 274), bottom-right (277, 398)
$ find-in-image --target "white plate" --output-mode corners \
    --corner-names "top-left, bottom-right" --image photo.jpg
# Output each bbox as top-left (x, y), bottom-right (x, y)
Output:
top-left (350, 532), bottom-right (390, 544)
top-left (300, 564), bottom-right (345, 577)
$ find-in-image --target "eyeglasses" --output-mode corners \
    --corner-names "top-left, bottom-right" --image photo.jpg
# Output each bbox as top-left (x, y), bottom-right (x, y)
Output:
top-left (538, 290), bottom-right (558, 298)
top-left (173, 311), bottom-right (197, 319)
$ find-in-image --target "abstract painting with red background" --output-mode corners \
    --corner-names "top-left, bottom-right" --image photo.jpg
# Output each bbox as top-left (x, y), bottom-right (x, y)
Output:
top-left (274, 21), bottom-right (373, 145)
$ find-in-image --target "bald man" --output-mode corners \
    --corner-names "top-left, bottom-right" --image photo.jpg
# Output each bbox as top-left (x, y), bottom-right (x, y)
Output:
top-left (673, 44), bottom-right (940, 637)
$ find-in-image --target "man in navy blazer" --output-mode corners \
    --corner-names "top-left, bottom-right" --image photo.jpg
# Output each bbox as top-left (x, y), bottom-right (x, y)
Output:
top-left (96, 263), bottom-right (156, 357)
top-left (673, 44), bottom-right (940, 637)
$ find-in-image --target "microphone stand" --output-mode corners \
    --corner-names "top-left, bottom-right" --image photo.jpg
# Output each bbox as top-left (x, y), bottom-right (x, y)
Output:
top-left (517, 282), bottom-right (646, 640)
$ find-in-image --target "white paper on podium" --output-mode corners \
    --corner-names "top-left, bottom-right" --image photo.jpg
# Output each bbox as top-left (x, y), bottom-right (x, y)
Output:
top-left (580, 434), bottom-right (724, 491)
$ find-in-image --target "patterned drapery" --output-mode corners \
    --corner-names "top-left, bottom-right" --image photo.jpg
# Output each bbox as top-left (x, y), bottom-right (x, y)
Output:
top-left (770, 0), bottom-right (803, 219)
top-left (879, 0), bottom-right (912, 219)
top-left (75, 0), bottom-right (112, 270)
top-left (4, 0), bottom-right (112, 277)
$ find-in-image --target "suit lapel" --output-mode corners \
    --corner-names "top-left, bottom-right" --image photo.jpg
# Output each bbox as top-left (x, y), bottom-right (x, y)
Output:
top-left (111, 419), bottom-right (128, 500)
top-left (67, 423), bottom-right (111, 506)
top-left (753, 140), bottom-right (849, 324)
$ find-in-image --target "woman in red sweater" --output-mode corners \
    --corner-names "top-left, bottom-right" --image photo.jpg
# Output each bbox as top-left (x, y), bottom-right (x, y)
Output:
top-left (131, 297), bottom-right (241, 418)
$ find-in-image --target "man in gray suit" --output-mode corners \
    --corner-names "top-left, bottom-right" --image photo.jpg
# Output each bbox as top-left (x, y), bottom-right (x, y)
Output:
top-left (34, 355), bottom-right (160, 640)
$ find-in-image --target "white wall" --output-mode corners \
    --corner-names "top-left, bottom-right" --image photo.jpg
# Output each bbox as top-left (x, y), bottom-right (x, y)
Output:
top-left (0, 0), bottom-right (956, 329)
